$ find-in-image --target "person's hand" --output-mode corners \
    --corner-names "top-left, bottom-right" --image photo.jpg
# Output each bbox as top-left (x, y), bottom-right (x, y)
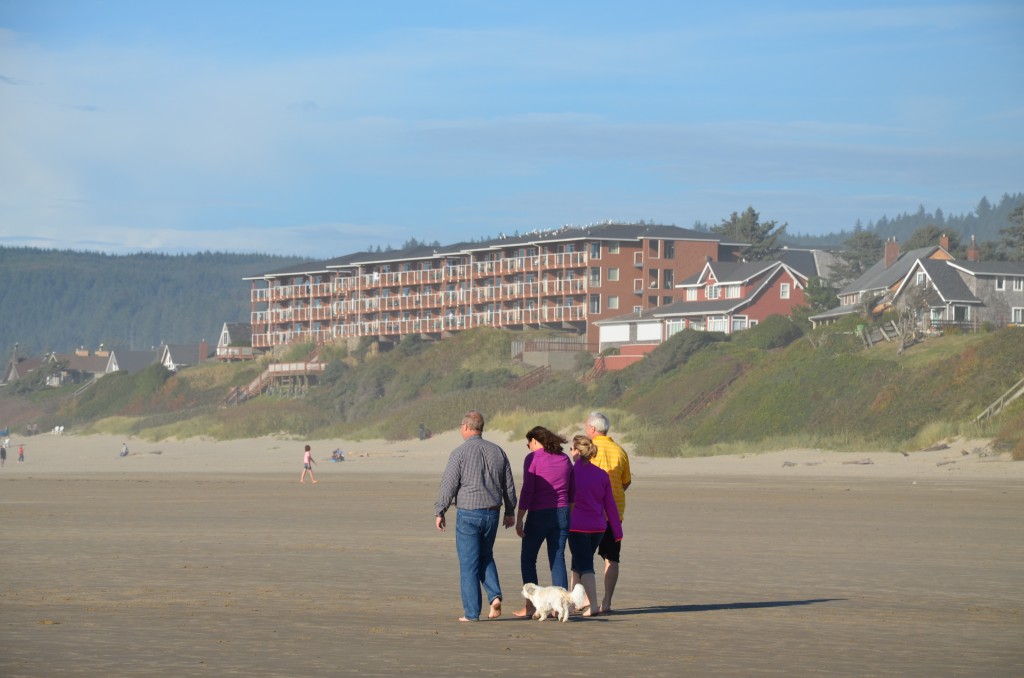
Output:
top-left (436, 515), bottom-right (446, 531)
top-left (515, 521), bottom-right (525, 538)
top-left (503, 515), bottom-right (515, 529)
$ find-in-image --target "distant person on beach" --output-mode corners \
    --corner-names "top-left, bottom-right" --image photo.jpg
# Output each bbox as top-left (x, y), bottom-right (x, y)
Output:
top-left (18, 444), bottom-right (25, 463)
top-left (300, 445), bottom-right (317, 483)
top-left (575, 411), bottom-right (631, 614)
top-left (567, 434), bottom-right (622, 617)
top-left (0, 444), bottom-right (6, 467)
top-left (331, 449), bottom-right (345, 462)
top-left (513, 425), bottom-right (574, 619)
top-left (120, 443), bottom-right (129, 457)
top-left (434, 409), bottom-right (517, 622)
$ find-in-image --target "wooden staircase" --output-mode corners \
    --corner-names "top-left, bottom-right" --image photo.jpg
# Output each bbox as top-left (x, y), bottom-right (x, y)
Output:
top-left (512, 365), bottom-right (552, 391)
top-left (975, 375), bottom-right (1024, 421)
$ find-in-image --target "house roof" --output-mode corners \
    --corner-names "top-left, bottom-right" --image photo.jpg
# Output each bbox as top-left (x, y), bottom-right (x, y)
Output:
top-left (109, 349), bottom-right (160, 374)
top-left (592, 308), bottom-right (662, 326)
top-left (163, 344), bottom-right (214, 366)
top-left (4, 356), bottom-right (45, 381)
top-left (808, 303), bottom-right (862, 322)
top-left (250, 224), bottom-right (738, 279)
top-left (838, 245), bottom-right (945, 296)
top-left (778, 248), bottom-right (838, 280)
top-left (224, 322), bottom-right (252, 340)
top-left (54, 353), bottom-right (110, 373)
top-left (917, 259), bottom-right (981, 305)
top-left (945, 260), bottom-right (1024, 276)
top-left (678, 260), bottom-right (781, 286)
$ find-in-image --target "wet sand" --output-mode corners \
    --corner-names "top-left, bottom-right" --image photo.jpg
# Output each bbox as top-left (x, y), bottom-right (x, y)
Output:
top-left (1, 433), bottom-right (1022, 676)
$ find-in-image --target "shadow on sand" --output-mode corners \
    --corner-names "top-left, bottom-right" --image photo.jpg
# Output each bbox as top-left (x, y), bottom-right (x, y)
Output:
top-left (611, 598), bottom-right (845, 616)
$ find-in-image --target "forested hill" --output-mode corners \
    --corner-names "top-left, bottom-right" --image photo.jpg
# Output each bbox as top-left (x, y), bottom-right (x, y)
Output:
top-left (0, 249), bottom-right (305, 355)
top-left (784, 192), bottom-right (1024, 248)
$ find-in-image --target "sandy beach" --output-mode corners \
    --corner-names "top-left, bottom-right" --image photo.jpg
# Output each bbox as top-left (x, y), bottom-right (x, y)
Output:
top-left (2, 431), bottom-right (1022, 676)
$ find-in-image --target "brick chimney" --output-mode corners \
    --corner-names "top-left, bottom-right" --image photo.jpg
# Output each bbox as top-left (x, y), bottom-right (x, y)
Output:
top-left (939, 233), bottom-right (949, 251)
top-left (884, 237), bottom-right (900, 269)
top-left (198, 339), bottom-right (208, 364)
top-left (966, 235), bottom-right (980, 262)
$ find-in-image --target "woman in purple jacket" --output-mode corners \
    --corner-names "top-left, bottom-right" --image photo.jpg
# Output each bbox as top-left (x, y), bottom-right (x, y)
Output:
top-left (568, 434), bottom-right (622, 617)
top-left (514, 425), bottom-right (574, 618)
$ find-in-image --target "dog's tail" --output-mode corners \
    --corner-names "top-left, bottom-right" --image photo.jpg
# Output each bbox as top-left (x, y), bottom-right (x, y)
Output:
top-left (569, 583), bottom-right (587, 609)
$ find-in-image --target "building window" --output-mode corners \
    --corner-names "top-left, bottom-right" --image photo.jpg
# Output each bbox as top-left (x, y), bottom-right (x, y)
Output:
top-left (608, 268), bottom-right (620, 282)
top-left (780, 283), bottom-right (790, 299)
top-left (685, 288), bottom-right (697, 301)
top-left (590, 267), bottom-right (601, 286)
top-left (609, 241), bottom-right (620, 254)
top-left (663, 269), bottom-right (674, 288)
top-left (663, 241), bottom-right (675, 259)
top-left (731, 316), bottom-right (748, 332)
top-left (706, 285), bottom-right (720, 300)
top-left (1011, 307), bottom-right (1023, 324)
top-left (589, 294), bottom-right (601, 314)
top-left (663, 296), bottom-right (673, 306)
top-left (590, 242), bottom-right (601, 259)
top-left (633, 305), bottom-right (642, 314)
top-left (996, 276), bottom-right (1006, 291)
top-left (726, 285), bottom-right (741, 299)
top-left (648, 296), bottom-right (658, 307)
top-left (1014, 278), bottom-right (1024, 291)
top-left (916, 271), bottom-right (926, 287)
top-left (608, 296), bottom-right (620, 310)
top-left (648, 240), bottom-right (659, 258)
top-left (708, 316), bottom-right (728, 332)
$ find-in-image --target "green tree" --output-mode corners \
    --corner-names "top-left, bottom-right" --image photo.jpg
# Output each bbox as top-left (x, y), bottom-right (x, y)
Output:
top-left (804, 276), bottom-right (839, 313)
top-left (905, 225), bottom-right (961, 253)
top-left (1000, 204), bottom-right (1024, 261)
top-left (830, 229), bottom-right (883, 286)
top-left (711, 207), bottom-right (787, 260)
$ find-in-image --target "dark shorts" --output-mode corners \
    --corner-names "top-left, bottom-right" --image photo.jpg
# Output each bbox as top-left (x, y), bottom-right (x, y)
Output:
top-left (304, 463), bottom-right (312, 470)
top-left (597, 523), bottom-right (621, 563)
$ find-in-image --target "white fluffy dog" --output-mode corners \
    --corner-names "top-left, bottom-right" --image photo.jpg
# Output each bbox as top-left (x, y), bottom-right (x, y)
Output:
top-left (521, 583), bottom-right (587, 622)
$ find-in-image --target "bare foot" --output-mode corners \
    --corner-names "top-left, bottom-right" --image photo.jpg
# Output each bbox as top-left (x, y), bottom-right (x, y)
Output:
top-left (299, 481), bottom-right (304, 483)
top-left (513, 603), bottom-right (535, 618)
top-left (488, 598), bottom-right (501, 619)
top-left (457, 616), bottom-right (477, 622)
top-left (312, 480), bottom-right (318, 484)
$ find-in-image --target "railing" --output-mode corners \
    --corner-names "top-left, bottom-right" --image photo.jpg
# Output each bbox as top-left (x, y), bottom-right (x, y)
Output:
top-left (975, 375), bottom-right (1024, 421)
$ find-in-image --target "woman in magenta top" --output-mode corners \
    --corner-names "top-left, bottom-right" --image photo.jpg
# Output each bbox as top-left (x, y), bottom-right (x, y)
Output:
top-left (514, 425), bottom-right (574, 618)
top-left (568, 434), bottom-right (622, 616)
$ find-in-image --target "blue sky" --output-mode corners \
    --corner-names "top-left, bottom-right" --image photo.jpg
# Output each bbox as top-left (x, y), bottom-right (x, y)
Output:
top-left (1, 1), bottom-right (1022, 257)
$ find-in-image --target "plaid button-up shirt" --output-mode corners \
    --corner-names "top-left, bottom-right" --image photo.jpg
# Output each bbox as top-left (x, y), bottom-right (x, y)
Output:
top-left (434, 435), bottom-right (517, 518)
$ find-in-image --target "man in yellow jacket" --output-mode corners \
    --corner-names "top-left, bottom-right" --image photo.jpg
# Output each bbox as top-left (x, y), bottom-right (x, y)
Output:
top-left (583, 411), bottom-right (631, 614)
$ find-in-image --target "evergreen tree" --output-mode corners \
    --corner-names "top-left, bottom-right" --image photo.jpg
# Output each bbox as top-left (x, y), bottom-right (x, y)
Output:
top-left (711, 206), bottom-right (787, 260)
top-left (830, 229), bottom-right (883, 286)
top-left (1001, 203), bottom-right (1024, 261)
top-left (905, 224), bottom-right (961, 253)
top-left (804, 276), bottom-right (839, 313)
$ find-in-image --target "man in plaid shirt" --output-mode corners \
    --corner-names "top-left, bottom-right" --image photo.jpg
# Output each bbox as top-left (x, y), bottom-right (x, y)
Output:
top-left (435, 410), bottom-right (517, 622)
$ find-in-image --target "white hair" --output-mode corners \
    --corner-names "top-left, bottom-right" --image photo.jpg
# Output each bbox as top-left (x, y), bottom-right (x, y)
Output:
top-left (587, 411), bottom-right (610, 434)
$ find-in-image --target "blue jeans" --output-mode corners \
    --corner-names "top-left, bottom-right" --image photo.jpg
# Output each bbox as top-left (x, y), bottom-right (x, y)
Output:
top-left (520, 506), bottom-right (570, 588)
top-left (455, 508), bottom-right (502, 620)
top-left (568, 532), bottom-right (605, 576)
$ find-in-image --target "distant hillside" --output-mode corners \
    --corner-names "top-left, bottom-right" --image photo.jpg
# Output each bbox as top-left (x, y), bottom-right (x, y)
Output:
top-left (0, 248), bottom-right (305, 355)
top-left (783, 192), bottom-right (1024, 249)
top-left (2, 324), bottom-right (1021, 458)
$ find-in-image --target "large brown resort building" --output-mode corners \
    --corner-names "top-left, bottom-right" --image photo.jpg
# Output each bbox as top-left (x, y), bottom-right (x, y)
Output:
top-left (246, 224), bottom-right (746, 353)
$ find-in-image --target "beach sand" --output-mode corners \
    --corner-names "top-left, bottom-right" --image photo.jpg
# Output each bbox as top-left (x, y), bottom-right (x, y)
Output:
top-left (1, 432), bottom-right (1022, 676)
